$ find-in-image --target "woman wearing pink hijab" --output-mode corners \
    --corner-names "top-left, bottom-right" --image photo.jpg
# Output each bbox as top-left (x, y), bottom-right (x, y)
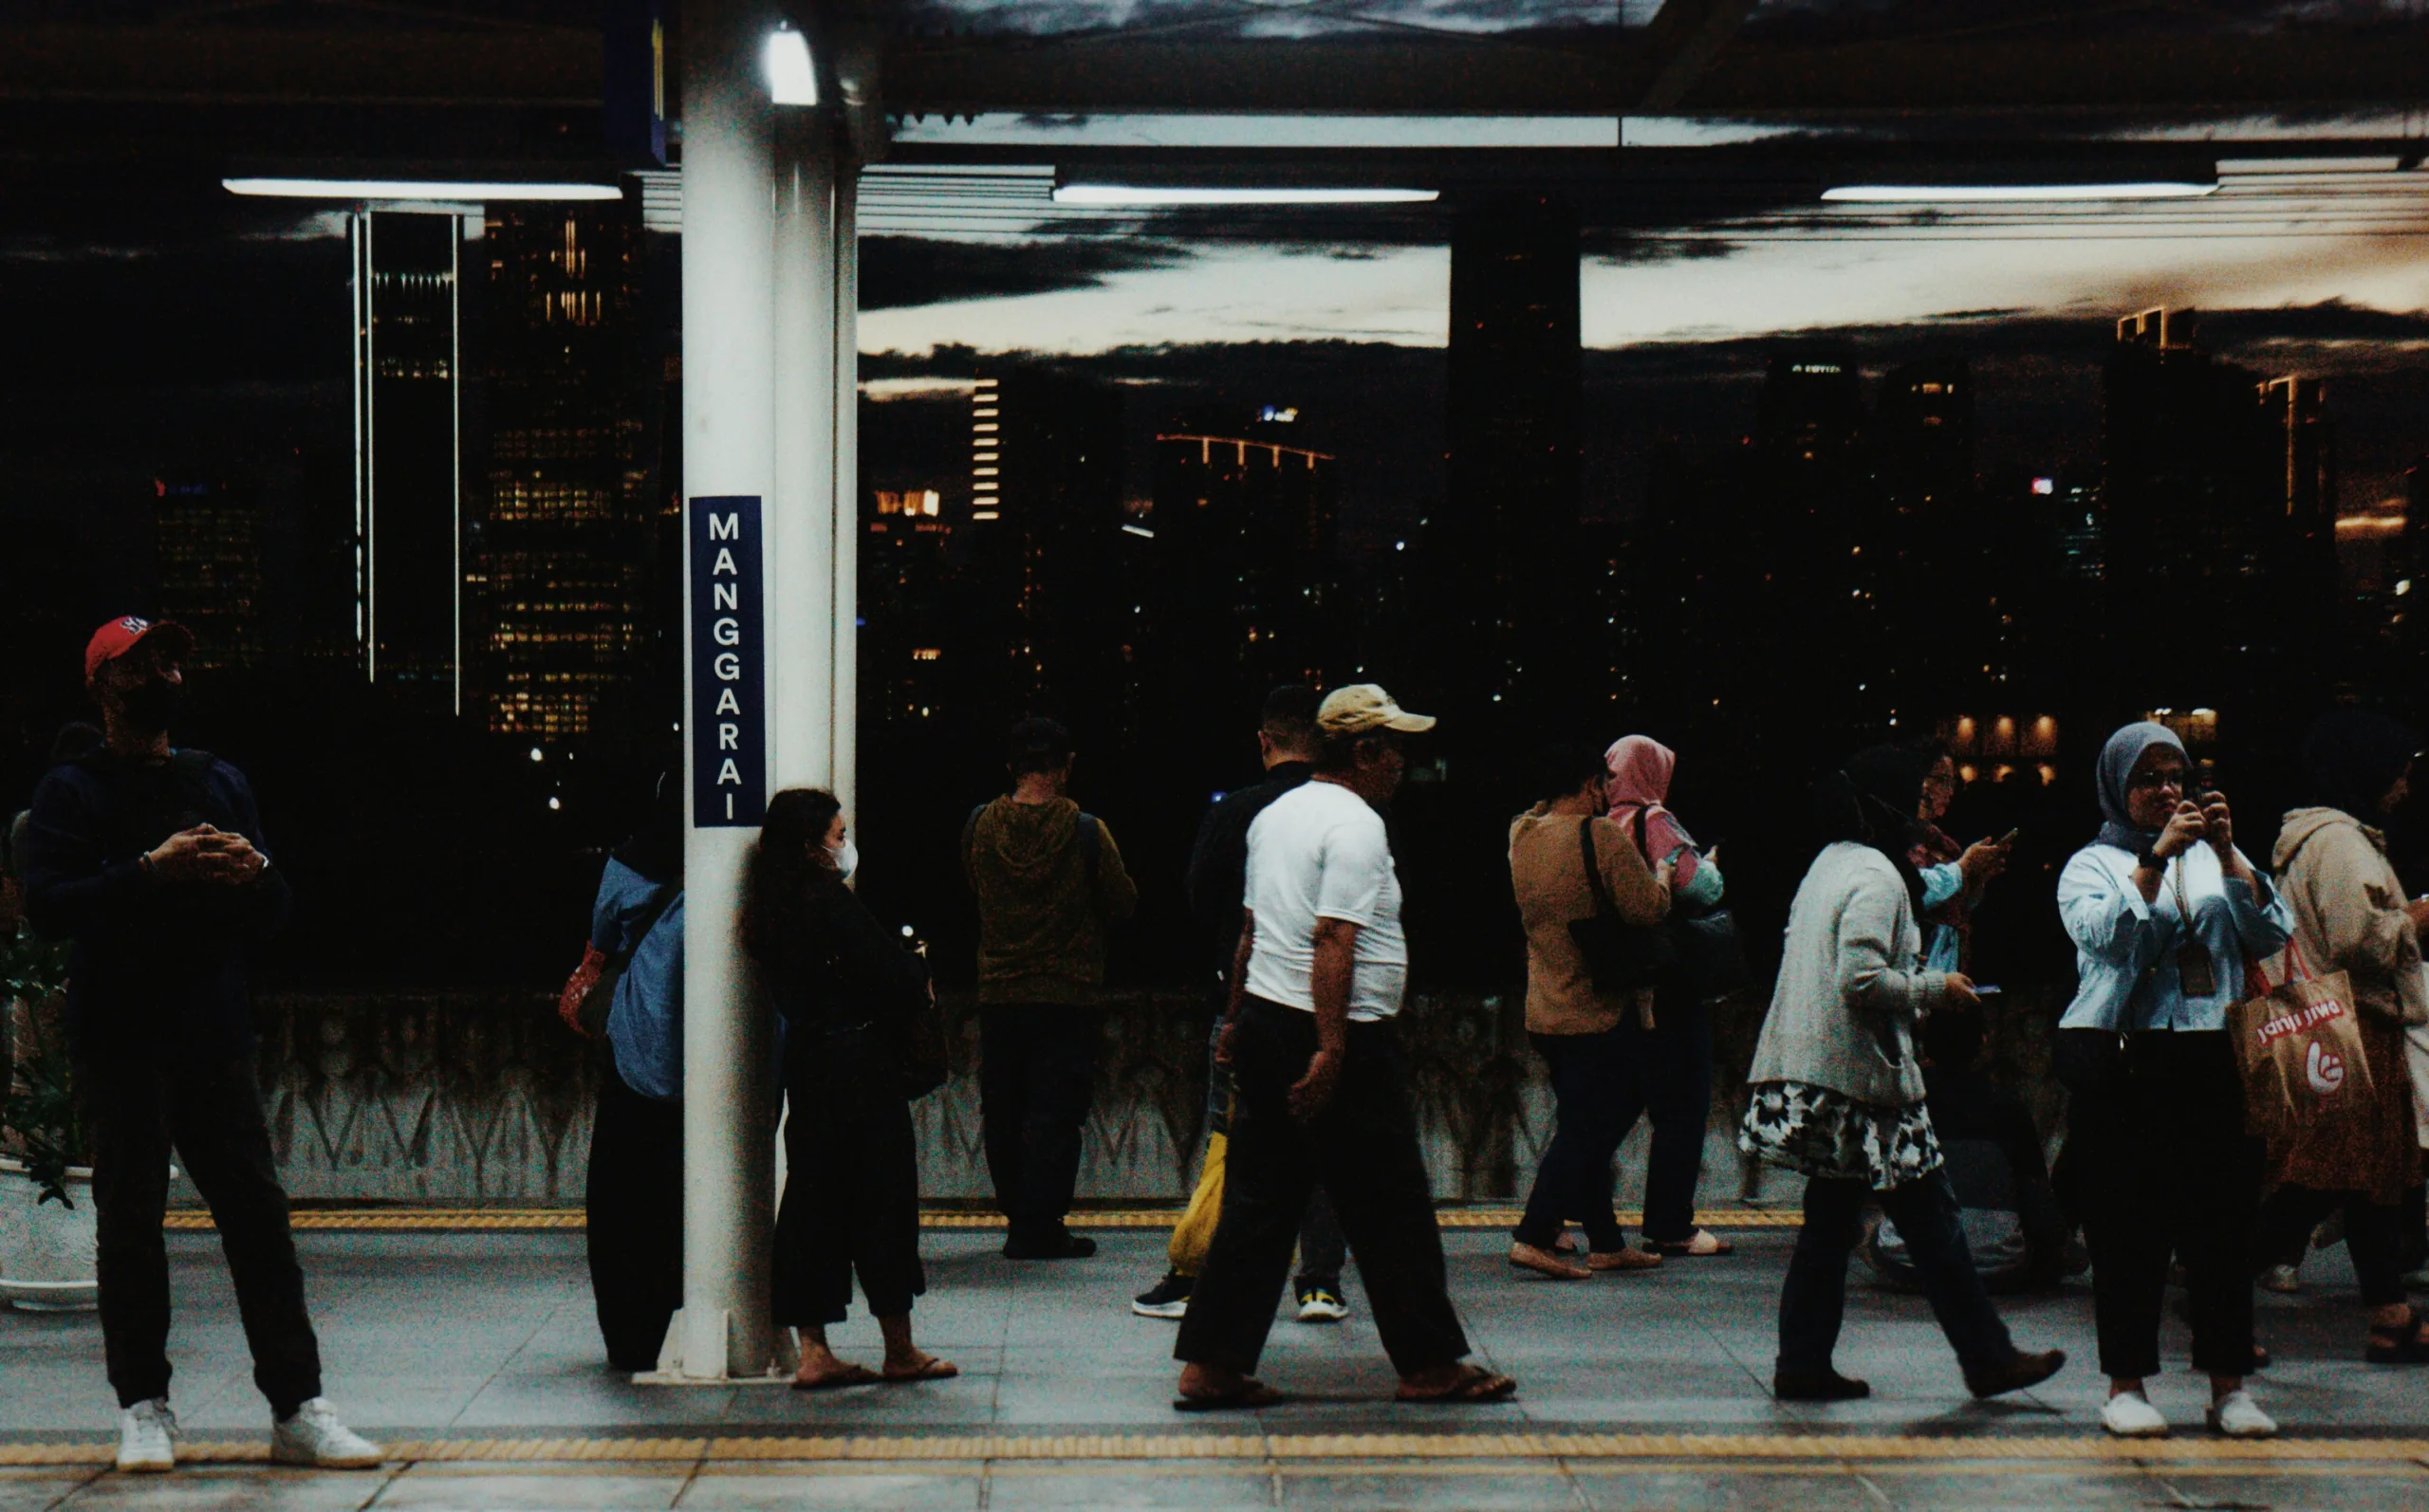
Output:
top-left (1600, 735), bottom-right (1734, 1258)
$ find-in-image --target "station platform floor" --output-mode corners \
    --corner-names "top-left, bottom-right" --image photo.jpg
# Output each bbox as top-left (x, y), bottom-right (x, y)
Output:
top-left (4, 1219), bottom-right (2428, 1509)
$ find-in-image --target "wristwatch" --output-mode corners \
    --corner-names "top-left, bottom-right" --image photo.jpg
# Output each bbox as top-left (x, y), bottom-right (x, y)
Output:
top-left (2135, 842), bottom-right (2166, 874)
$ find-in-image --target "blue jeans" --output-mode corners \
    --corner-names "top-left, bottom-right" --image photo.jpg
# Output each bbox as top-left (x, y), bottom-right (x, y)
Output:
top-left (1779, 1169), bottom-right (2017, 1375)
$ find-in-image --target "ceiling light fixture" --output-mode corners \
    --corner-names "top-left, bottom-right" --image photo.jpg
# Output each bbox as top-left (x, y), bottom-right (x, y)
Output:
top-left (224, 177), bottom-right (621, 201)
top-left (1822, 181), bottom-right (2217, 203)
top-left (767, 25), bottom-right (818, 106)
top-left (1052, 185), bottom-right (1438, 207)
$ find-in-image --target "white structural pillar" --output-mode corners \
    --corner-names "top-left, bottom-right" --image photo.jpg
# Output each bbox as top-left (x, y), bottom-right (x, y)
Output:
top-left (771, 118), bottom-right (840, 794)
top-left (677, 0), bottom-right (781, 1382)
top-left (829, 161), bottom-right (860, 822)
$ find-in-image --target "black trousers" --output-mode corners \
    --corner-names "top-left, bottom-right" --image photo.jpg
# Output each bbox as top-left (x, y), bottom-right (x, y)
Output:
top-left (1779, 1170), bottom-right (2017, 1375)
top-left (585, 1065), bottom-right (684, 1370)
top-left (1516, 1024), bottom-right (1636, 1253)
top-left (2255, 1183), bottom-right (2407, 1308)
top-left (2055, 1028), bottom-right (2261, 1379)
top-left (979, 1006), bottom-right (1103, 1245)
top-left (773, 1029), bottom-right (925, 1325)
top-left (1612, 990), bottom-right (1715, 1246)
top-left (1199, 1008), bottom-right (1348, 1291)
top-left (1175, 998), bottom-right (1470, 1376)
top-left (77, 1057), bottom-right (322, 1415)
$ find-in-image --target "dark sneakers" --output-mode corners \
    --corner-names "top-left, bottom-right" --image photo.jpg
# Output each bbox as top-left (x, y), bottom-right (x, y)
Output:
top-left (1133, 1273), bottom-right (1194, 1318)
top-left (1003, 1231), bottom-right (1098, 1260)
top-left (1964, 1348), bottom-right (2067, 1400)
top-left (1773, 1370), bottom-right (1870, 1402)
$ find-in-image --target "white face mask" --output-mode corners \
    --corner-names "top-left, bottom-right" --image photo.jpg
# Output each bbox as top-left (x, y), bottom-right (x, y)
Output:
top-left (826, 837), bottom-right (859, 882)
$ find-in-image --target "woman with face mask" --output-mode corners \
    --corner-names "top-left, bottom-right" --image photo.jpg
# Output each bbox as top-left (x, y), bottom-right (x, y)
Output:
top-left (746, 787), bottom-right (955, 1391)
top-left (2056, 723), bottom-right (2293, 1440)
top-left (2251, 710), bottom-right (2429, 1362)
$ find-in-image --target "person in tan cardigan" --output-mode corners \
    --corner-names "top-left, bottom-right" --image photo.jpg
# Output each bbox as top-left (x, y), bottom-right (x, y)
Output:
top-left (1506, 743), bottom-right (1672, 1279)
top-left (2256, 709), bottom-right (2429, 1362)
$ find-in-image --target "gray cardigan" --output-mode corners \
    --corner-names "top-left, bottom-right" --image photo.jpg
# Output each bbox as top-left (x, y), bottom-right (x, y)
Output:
top-left (1747, 841), bottom-right (1954, 1108)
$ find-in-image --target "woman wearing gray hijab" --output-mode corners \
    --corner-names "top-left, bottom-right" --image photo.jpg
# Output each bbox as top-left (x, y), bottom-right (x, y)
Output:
top-left (2056, 722), bottom-right (2292, 1440)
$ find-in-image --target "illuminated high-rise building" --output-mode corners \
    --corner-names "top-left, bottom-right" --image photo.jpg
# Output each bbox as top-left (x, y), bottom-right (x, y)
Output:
top-left (351, 210), bottom-right (465, 709)
top-left (1437, 193), bottom-right (1582, 741)
top-left (961, 371), bottom-right (1125, 739)
top-left (152, 477), bottom-right (266, 672)
top-left (472, 204), bottom-right (660, 746)
top-left (1147, 425), bottom-right (1340, 696)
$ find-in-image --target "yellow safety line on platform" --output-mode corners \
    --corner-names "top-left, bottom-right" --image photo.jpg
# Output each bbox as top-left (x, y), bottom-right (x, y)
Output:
top-left (161, 1208), bottom-right (1802, 1234)
top-left (6, 1433), bottom-right (2429, 1469)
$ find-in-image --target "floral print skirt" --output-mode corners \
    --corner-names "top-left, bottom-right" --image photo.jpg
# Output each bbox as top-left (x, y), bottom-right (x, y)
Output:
top-left (1738, 1079), bottom-right (1943, 1191)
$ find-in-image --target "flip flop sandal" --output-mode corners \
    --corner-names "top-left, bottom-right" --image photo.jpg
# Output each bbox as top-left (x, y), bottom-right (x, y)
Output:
top-left (882, 1358), bottom-right (961, 1383)
top-left (790, 1363), bottom-right (881, 1392)
top-left (1657, 1230), bottom-right (1734, 1257)
top-left (1398, 1367), bottom-right (1518, 1405)
top-left (2366, 1309), bottom-right (2429, 1365)
top-left (1173, 1379), bottom-right (1286, 1411)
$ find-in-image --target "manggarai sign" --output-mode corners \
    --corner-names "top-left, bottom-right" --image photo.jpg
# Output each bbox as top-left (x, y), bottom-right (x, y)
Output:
top-left (689, 495), bottom-right (766, 827)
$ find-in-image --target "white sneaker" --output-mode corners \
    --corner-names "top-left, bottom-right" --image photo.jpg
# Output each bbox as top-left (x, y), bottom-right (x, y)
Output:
top-left (1294, 1286), bottom-right (1349, 1323)
top-left (269, 1398), bottom-right (384, 1468)
top-left (2259, 1263), bottom-right (2303, 1294)
top-left (2206, 1389), bottom-right (2277, 1440)
top-left (116, 1398), bottom-right (178, 1473)
top-left (2099, 1391), bottom-right (2169, 1438)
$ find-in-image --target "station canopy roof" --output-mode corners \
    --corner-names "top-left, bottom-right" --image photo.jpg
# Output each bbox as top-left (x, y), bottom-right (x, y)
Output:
top-left (7, 2), bottom-right (2428, 237)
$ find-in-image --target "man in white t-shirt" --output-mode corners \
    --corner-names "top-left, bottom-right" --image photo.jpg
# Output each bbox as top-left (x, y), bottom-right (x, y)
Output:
top-left (1173, 685), bottom-right (1515, 1409)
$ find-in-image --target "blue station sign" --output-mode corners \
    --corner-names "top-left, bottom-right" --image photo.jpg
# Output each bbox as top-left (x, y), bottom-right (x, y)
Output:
top-left (688, 495), bottom-right (766, 827)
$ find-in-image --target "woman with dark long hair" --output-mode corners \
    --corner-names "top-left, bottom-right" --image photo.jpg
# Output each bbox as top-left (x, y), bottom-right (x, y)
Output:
top-left (1739, 747), bottom-right (2064, 1404)
top-left (746, 787), bottom-right (955, 1390)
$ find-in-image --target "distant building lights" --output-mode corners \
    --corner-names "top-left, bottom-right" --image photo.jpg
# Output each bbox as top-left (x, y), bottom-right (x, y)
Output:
top-left (2030, 477), bottom-right (2055, 495)
top-left (1052, 185), bottom-right (1438, 206)
top-left (225, 177), bottom-right (620, 201)
top-left (1822, 182), bottom-right (2216, 203)
top-left (766, 26), bottom-right (819, 106)
top-left (1121, 524), bottom-right (1156, 538)
top-left (2399, 580), bottom-right (2414, 597)
top-left (528, 747), bottom-right (544, 763)
top-left (547, 796), bottom-right (563, 810)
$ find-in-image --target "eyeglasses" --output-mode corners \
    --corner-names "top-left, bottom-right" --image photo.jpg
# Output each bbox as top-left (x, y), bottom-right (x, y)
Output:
top-left (2126, 769), bottom-right (2185, 791)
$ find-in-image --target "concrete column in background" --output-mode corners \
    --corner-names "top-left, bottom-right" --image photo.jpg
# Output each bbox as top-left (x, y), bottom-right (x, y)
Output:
top-left (771, 120), bottom-right (839, 795)
top-left (830, 161), bottom-right (860, 821)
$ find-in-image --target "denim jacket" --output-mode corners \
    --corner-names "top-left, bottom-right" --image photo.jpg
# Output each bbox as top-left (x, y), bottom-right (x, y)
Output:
top-left (2057, 840), bottom-right (2292, 1033)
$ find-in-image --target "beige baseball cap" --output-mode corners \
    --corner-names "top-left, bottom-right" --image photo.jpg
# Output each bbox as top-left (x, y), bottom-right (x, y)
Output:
top-left (1317, 683), bottom-right (1437, 736)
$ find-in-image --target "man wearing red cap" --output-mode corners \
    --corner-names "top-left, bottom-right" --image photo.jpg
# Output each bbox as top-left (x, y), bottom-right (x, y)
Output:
top-left (18, 618), bottom-right (381, 1472)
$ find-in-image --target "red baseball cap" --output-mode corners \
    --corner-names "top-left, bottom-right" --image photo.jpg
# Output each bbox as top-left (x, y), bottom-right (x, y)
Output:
top-left (84, 616), bottom-right (195, 684)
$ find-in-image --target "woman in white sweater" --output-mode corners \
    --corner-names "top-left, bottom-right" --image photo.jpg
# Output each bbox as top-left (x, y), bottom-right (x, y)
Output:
top-left (1741, 747), bottom-right (2066, 1403)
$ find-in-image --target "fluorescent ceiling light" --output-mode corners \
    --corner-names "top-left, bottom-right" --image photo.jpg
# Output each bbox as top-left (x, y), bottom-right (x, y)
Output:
top-left (2216, 157), bottom-right (2405, 175)
top-left (767, 27), bottom-right (818, 106)
top-left (1053, 186), bottom-right (1437, 207)
top-left (225, 177), bottom-right (620, 200)
top-left (1822, 182), bottom-right (2217, 203)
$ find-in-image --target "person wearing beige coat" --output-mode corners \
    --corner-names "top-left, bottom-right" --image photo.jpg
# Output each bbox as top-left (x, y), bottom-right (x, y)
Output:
top-left (1506, 744), bottom-right (1672, 1280)
top-left (2253, 708), bottom-right (2429, 1363)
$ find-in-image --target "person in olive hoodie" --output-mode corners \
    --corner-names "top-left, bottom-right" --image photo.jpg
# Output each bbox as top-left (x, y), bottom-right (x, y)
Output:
top-left (963, 717), bottom-right (1139, 1258)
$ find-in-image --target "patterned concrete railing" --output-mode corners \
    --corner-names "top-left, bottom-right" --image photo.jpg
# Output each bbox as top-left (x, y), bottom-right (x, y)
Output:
top-left (215, 989), bottom-right (1803, 1208)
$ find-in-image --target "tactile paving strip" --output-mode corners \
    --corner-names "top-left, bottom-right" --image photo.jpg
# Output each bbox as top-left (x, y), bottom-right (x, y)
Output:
top-left (160, 1208), bottom-right (1803, 1233)
top-left (6, 1433), bottom-right (2428, 1468)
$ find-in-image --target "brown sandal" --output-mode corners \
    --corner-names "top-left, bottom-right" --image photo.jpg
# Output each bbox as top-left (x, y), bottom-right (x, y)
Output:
top-left (882, 1356), bottom-right (960, 1383)
top-left (1174, 1378), bottom-right (1286, 1411)
top-left (1398, 1365), bottom-right (1518, 1404)
top-left (1508, 1242), bottom-right (1591, 1281)
top-left (790, 1362), bottom-right (881, 1392)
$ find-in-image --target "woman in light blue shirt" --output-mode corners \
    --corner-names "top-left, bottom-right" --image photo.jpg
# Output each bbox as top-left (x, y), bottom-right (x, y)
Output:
top-left (2055, 722), bottom-right (2291, 1441)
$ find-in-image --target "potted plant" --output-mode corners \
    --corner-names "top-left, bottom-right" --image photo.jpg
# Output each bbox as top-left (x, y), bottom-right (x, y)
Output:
top-left (1, 927), bottom-right (97, 1311)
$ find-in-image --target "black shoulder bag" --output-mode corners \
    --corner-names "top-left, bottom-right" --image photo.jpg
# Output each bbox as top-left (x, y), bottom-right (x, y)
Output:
top-left (1634, 810), bottom-right (1752, 999)
top-left (1567, 819), bottom-right (1678, 993)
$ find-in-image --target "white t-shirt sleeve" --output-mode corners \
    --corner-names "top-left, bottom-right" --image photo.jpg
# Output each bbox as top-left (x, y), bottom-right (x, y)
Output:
top-left (1313, 812), bottom-right (1391, 927)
